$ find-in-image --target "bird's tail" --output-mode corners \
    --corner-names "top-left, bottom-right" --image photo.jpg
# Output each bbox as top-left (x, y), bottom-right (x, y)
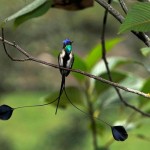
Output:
top-left (55, 75), bottom-right (65, 114)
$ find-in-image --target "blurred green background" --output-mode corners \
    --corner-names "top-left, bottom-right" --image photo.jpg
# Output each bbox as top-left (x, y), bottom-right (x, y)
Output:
top-left (0, 0), bottom-right (150, 150)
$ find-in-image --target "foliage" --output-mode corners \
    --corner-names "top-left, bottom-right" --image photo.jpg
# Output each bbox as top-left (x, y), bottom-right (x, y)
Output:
top-left (2, 0), bottom-right (94, 27)
top-left (139, 78), bottom-right (150, 107)
top-left (119, 2), bottom-right (150, 33)
top-left (4, 0), bottom-right (52, 27)
top-left (84, 38), bottom-right (122, 70)
top-left (140, 47), bottom-right (150, 57)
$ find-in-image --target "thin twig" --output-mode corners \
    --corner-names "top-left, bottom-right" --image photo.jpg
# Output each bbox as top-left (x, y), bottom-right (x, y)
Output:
top-left (95, 0), bottom-right (150, 47)
top-left (101, 0), bottom-right (124, 108)
top-left (100, 0), bottom-right (123, 110)
top-left (1, 29), bottom-right (30, 61)
top-left (119, 0), bottom-right (128, 14)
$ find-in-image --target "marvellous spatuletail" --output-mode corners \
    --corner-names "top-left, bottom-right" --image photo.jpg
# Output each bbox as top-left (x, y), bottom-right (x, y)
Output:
top-left (56, 39), bottom-right (74, 114)
top-left (0, 39), bottom-right (128, 141)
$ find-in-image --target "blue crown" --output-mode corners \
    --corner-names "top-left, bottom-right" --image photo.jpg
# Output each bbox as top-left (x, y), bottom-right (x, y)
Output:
top-left (63, 39), bottom-right (71, 45)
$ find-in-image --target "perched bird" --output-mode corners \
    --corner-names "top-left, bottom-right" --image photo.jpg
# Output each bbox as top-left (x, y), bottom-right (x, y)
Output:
top-left (0, 37), bottom-right (128, 141)
top-left (56, 39), bottom-right (74, 114)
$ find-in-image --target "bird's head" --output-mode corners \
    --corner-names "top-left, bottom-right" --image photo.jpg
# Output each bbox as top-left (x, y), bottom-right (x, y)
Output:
top-left (63, 39), bottom-right (73, 54)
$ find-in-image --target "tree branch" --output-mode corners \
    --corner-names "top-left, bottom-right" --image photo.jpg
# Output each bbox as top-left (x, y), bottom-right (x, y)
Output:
top-left (0, 29), bottom-right (150, 106)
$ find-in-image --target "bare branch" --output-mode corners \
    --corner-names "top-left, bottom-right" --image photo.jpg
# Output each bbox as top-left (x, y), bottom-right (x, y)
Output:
top-left (119, 0), bottom-right (128, 14)
top-left (1, 28), bottom-right (31, 61)
top-left (0, 28), bottom-right (150, 102)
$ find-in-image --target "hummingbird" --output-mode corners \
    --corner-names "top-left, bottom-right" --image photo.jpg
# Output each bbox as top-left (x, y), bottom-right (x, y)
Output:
top-left (0, 36), bottom-right (128, 141)
top-left (56, 39), bottom-right (74, 114)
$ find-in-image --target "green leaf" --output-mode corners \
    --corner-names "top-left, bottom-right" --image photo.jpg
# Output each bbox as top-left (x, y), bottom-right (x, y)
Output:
top-left (95, 74), bottom-right (143, 109)
top-left (91, 57), bottom-right (128, 76)
top-left (4, 0), bottom-right (52, 27)
top-left (139, 78), bottom-right (150, 107)
top-left (45, 86), bottom-right (86, 109)
top-left (84, 38), bottom-right (122, 70)
top-left (90, 56), bottom-right (148, 97)
top-left (91, 56), bottom-right (149, 76)
top-left (90, 57), bottom-right (130, 94)
top-left (72, 54), bottom-right (87, 81)
top-left (94, 71), bottom-right (127, 96)
top-left (119, 2), bottom-right (150, 33)
top-left (141, 47), bottom-right (150, 57)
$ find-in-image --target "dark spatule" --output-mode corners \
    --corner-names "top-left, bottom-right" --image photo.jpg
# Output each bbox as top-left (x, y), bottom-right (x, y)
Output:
top-left (0, 105), bottom-right (14, 120)
top-left (111, 126), bottom-right (128, 141)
